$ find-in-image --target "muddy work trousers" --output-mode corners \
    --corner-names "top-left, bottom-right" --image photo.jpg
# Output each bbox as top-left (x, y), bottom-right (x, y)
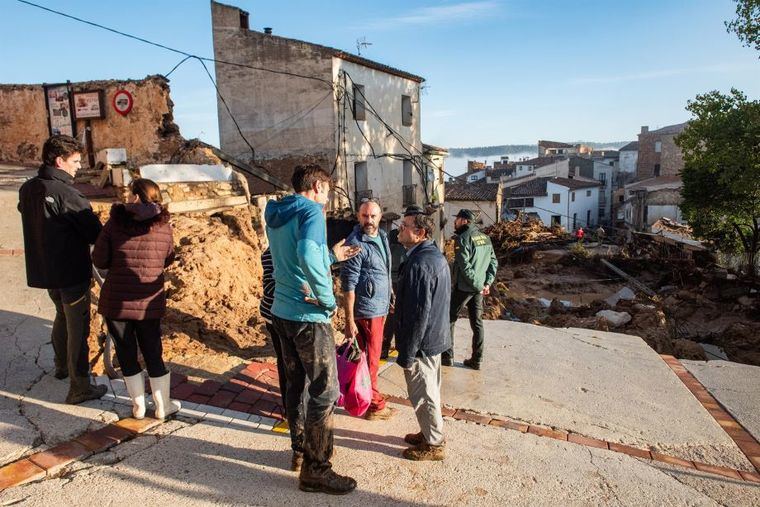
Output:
top-left (444, 288), bottom-right (484, 364)
top-left (105, 318), bottom-right (167, 378)
top-left (48, 281), bottom-right (92, 379)
top-left (272, 316), bottom-right (339, 476)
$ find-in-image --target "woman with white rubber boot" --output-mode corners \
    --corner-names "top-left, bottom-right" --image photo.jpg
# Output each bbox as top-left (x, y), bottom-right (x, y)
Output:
top-left (92, 178), bottom-right (180, 421)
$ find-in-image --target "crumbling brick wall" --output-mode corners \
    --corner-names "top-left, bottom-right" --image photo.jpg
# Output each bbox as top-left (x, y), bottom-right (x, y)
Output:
top-left (0, 75), bottom-right (183, 168)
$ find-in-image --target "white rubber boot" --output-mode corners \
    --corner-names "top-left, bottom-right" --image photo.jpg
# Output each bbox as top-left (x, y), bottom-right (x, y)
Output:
top-left (123, 372), bottom-right (146, 419)
top-left (149, 372), bottom-right (181, 421)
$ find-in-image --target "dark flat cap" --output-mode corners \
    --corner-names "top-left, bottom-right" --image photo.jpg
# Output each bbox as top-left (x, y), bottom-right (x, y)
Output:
top-left (403, 205), bottom-right (425, 216)
top-left (454, 209), bottom-right (476, 221)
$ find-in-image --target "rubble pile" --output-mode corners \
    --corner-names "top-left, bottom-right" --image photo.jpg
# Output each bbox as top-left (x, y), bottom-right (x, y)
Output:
top-left (482, 240), bottom-right (760, 365)
top-left (484, 219), bottom-right (568, 262)
top-left (163, 207), bottom-right (266, 353)
top-left (89, 205), bottom-right (272, 378)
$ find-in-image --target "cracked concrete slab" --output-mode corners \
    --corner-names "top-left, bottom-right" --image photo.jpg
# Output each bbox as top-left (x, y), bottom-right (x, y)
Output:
top-left (21, 376), bottom-right (120, 446)
top-left (2, 403), bottom-right (758, 505)
top-left (682, 359), bottom-right (760, 442)
top-left (380, 320), bottom-right (754, 470)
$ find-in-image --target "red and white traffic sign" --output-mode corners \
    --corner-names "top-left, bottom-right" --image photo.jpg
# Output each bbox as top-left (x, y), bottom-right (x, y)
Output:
top-left (112, 90), bottom-right (133, 116)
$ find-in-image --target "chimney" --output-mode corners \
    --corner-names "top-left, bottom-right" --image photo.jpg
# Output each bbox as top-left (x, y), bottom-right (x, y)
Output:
top-left (264, 27), bottom-right (273, 35)
top-left (239, 10), bottom-right (249, 30)
top-left (641, 126), bottom-right (649, 134)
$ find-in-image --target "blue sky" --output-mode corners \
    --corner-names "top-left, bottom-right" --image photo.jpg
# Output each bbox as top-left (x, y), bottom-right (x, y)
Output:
top-left (2, 0), bottom-right (758, 149)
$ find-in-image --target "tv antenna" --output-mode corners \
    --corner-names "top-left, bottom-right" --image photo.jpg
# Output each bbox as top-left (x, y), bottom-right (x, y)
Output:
top-left (356, 37), bottom-right (373, 56)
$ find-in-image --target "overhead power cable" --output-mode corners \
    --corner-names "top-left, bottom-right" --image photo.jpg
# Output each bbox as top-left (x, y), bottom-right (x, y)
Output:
top-left (15, 0), bottom-right (334, 88)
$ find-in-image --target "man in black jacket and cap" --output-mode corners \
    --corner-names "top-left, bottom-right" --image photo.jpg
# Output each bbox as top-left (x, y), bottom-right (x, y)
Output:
top-left (395, 206), bottom-right (450, 461)
top-left (18, 135), bottom-right (107, 404)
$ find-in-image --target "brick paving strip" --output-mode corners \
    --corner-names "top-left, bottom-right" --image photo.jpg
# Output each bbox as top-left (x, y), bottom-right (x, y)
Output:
top-left (3, 357), bottom-right (758, 491)
top-left (660, 354), bottom-right (760, 473)
top-left (0, 249), bottom-right (24, 257)
top-left (380, 394), bottom-right (760, 484)
top-left (0, 417), bottom-right (162, 491)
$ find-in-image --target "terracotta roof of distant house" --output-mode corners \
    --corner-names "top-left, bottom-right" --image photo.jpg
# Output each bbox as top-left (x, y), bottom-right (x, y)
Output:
top-left (445, 180), bottom-right (500, 201)
top-left (508, 177), bottom-right (602, 198)
top-left (508, 178), bottom-right (549, 197)
top-left (626, 176), bottom-right (683, 191)
top-left (515, 156), bottom-right (558, 168)
top-left (539, 140), bottom-right (573, 148)
top-left (550, 177), bottom-right (603, 190)
top-left (648, 122), bottom-right (688, 135)
top-left (619, 141), bottom-right (639, 152)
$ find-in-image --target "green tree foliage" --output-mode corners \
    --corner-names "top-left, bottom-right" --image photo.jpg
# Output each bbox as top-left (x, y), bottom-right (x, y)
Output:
top-left (725, 0), bottom-right (760, 52)
top-left (676, 89), bottom-right (760, 275)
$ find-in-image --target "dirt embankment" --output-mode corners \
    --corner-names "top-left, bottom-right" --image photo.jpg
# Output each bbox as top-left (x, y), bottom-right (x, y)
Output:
top-left (89, 206), bottom-right (271, 380)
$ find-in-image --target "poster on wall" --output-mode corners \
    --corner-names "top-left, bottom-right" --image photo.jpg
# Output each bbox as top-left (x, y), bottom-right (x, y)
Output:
top-left (73, 90), bottom-right (105, 120)
top-left (43, 83), bottom-right (76, 137)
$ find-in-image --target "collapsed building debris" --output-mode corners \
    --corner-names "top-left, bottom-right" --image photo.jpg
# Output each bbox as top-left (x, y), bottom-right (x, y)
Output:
top-left (479, 217), bottom-right (760, 366)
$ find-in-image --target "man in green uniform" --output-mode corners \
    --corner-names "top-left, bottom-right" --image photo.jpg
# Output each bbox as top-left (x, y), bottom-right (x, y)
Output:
top-left (443, 209), bottom-right (498, 370)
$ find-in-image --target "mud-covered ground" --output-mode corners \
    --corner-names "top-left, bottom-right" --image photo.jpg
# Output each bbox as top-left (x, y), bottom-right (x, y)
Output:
top-left (481, 241), bottom-right (760, 366)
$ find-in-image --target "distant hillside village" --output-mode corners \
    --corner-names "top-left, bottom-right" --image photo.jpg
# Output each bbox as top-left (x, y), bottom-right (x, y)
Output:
top-left (448, 126), bottom-right (688, 237)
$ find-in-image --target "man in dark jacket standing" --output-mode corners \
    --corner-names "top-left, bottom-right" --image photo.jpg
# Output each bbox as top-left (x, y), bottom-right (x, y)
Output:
top-left (444, 209), bottom-right (498, 370)
top-left (18, 135), bottom-right (107, 404)
top-left (341, 200), bottom-right (394, 420)
top-left (395, 208), bottom-right (450, 461)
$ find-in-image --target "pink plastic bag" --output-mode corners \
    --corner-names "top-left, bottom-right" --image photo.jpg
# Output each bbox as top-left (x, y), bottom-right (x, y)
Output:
top-left (335, 341), bottom-right (371, 417)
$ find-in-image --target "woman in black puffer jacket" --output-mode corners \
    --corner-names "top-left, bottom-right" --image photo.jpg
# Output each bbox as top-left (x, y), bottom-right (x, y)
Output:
top-left (92, 178), bottom-right (180, 421)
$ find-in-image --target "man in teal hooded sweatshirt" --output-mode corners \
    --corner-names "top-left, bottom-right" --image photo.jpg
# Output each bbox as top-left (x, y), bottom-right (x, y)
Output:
top-left (266, 164), bottom-right (360, 495)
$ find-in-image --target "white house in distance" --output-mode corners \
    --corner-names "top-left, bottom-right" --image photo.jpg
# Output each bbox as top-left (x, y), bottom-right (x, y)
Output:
top-left (538, 140), bottom-right (575, 157)
top-left (504, 177), bottom-right (602, 231)
top-left (618, 142), bottom-right (639, 173)
top-left (211, 1), bottom-right (438, 222)
top-left (511, 157), bottom-right (557, 179)
top-left (444, 180), bottom-right (502, 238)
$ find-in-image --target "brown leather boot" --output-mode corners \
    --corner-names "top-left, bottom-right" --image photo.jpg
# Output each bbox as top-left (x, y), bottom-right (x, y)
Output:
top-left (66, 377), bottom-right (107, 405)
top-left (404, 432), bottom-right (424, 445)
top-left (402, 441), bottom-right (445, 461)
top-left (365, 406), bottom-right (398, 421)
top-left (299, 468), bottom-right (357, 495)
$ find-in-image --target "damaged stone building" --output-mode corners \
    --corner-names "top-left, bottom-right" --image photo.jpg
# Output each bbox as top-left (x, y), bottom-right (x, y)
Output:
top-left (211, 1), bottom-right (445, 226)
top-left (0, 75), bottom-right (183, 169)
top-left (618, 122), bottom-right (689, 231)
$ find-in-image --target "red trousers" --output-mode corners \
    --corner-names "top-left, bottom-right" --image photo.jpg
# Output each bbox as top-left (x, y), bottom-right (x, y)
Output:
top-left (355, 316), bottom-right (386, 412)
